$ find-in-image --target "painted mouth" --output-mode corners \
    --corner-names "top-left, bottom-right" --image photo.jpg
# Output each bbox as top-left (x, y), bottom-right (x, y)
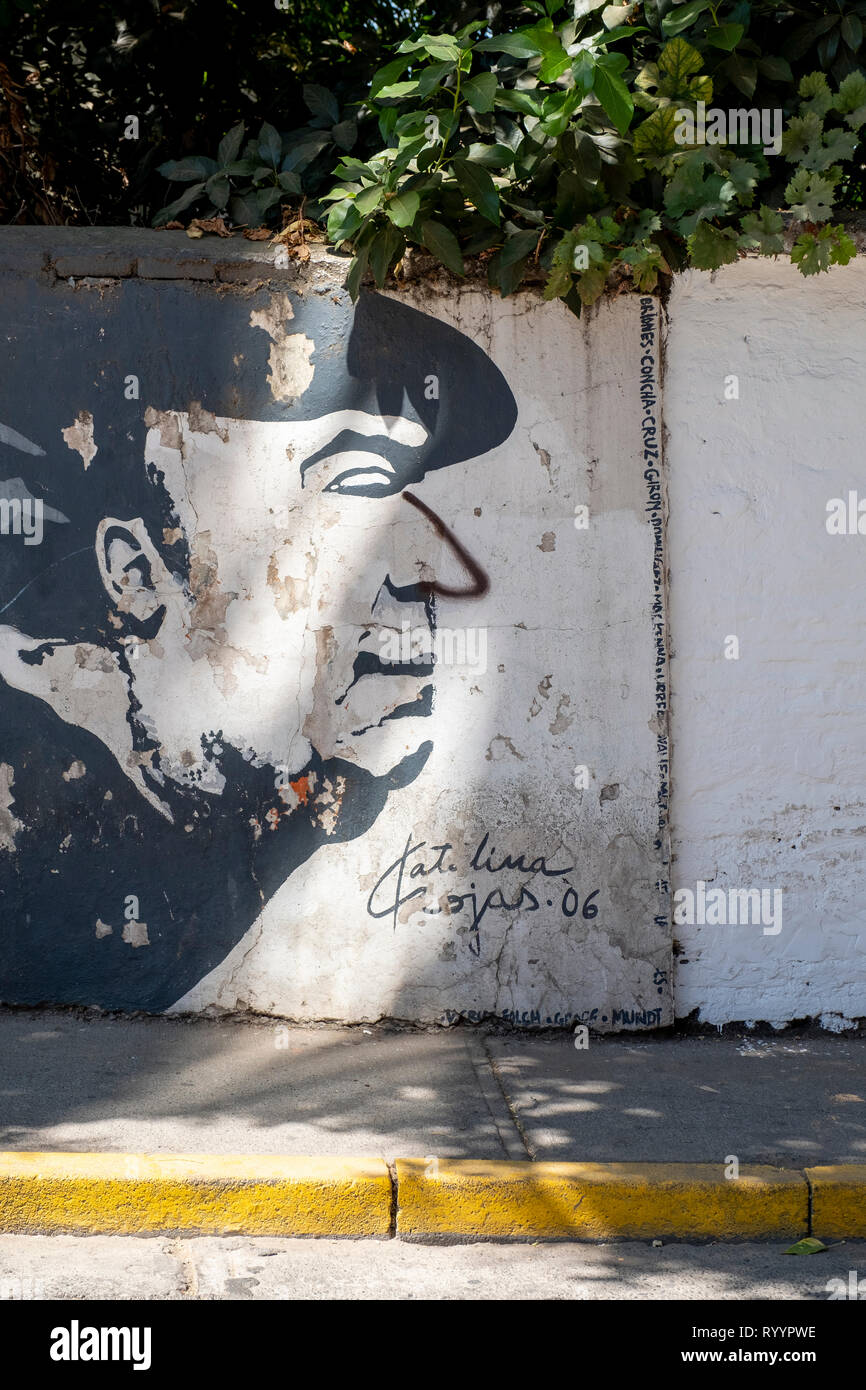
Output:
top-left (335, 648), bottom-right (435, 708)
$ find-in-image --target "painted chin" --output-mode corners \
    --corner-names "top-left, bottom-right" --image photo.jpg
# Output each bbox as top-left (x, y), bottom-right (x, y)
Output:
top-left (332, 677), bottom-right (434, 773)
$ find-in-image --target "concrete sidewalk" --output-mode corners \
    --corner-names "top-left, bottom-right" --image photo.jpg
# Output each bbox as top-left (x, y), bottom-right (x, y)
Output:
top-left (2, 1011), bottom-right (865, 1241)
top-left (1, 1010), bottom-right (864, 1165)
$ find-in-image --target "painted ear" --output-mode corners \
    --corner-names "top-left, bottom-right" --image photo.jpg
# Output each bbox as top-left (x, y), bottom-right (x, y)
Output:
top-left (96, 517), bottom-right (166, 629)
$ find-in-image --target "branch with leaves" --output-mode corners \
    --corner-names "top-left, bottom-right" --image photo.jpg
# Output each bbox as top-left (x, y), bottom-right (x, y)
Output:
top-left (151, 2), bottom-right (866, 308)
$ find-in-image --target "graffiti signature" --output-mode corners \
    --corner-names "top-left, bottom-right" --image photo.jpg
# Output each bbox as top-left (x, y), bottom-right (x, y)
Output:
top-left (366, 832), bottom-right (599, 956)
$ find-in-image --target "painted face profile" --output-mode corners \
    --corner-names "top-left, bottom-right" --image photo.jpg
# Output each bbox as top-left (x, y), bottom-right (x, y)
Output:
top-left (0, 286), bottom-right (518, 1010)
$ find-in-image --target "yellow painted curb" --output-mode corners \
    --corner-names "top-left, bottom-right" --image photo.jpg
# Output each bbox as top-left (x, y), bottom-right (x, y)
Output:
top-left (396, 1160), bottom-right (808, 1240)
top-left (0, 1154), bottom-right (391, 1237)
top-left (807, 1166), bottom-right (866, 1239)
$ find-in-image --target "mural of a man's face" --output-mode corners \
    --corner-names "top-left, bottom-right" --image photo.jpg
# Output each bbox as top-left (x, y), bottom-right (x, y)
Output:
top-left (101, 405), bottom-right (476, 804)
top-left (1, 291), bottom-right (515, 815)
top-left (0, 285), bottom-right (517, 1010)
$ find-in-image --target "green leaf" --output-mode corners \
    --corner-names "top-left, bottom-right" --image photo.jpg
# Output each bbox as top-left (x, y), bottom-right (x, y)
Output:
top-left (355, 183), bottom-right (385, 215)
top-left (596, 49), bottom-right (628, 78)
top-left (278, 170), bottom-right (302, 194)
top-left (465, 143), bottom-right (516, 168)
top-left (706, 24), bottom-right (744, 52)
top-left (573, 49), bottom-right (596, 92)
top-left (687, 220), bottom-right (740, 269)
top-left (836, 71), bottom-right (866, 130)
top-left (658, 38), bottom-right (704, 92)
top-left (620, 242), bottom-right (670, 290)
top-left (664, 151), bottom-right (728, 231)
top-left (792, 224), bottom-right (857, 275)
top-left (798, 71), bottom-right (833, 118)
top-left (452, 158), bottom-right (500, 224)
top-left (327, 198), bottom-right (362, 243)
top-left (370, 57), bottom-right (413, 99)
top-left (255, 187), bottom-right (282, 214)
top-left (785, 167), bottom-right (838, 222)
top-left (417, 61), bottom-right (455, 98)
top-left (841, 15), bottom-right (863, 52)
top-left (303, 84), bottom-right (339, 124)
top-left (829, 227), bottom-right (857, 265)
top-left (369, 222), bottom-right (405, 287)
top-left (332, 120), bottom-right (357, 152)
top-left (720, 53), bottom-right (757, 99)
top-left (757, 56), bottom-right (793, 84)
top-left (421, 219), bottom-right (465, 275)
top-left (257, 122), bottom-right (282, 169)
top-left (462, 72), bottom-right (498, 113)
top-left (227, 192), bottom-right (266, 228)
top-left (345, 244), bottom-right (370, 302)
top-left (419, 34), bottom-right (461, 62)
top-left (158, 156), bottom-right (217, 183)
top-left (331, 156), bottom-right (376, 180)
top-left (563, 129), bottom-right (602, 183)
top-left (494, 89), bottom-right (544, 117)
top-left (593, 62), bottom-right (634, 135)
top-left (782, 112), bottom-right (825, 163)
top-left (539, 38), bottom-right (572, 84)
top-left (602, 24), bottom-right (650, 44)
top-left (387, 189), bottom-right (421, 227)
top-left (500, 228), bottom-right (540, 268)
top-left (738, 204), bottom-right (784, 255)
top-left (217, 122), bottom-right (245, 169)
top-left (487, 247), bottom-right (529, 298)
top-left (282, 131), bottom-right (331, 172)
top-left (206, 173), bottom-right (230, 209)
top-left (152, 182), bottom-right (206, 225)
top-left (544, 230), bottom-right (578, 300)
top-left (630, 209), bottom-right (662, 240)
top-left (661, 0), bottom-right (712, 38)
top-left (819, 127), bottom-right (858, 168)
top-left (374, 79), bottom-right (422, 100)
top-left (539, 87), bottom-right (581, 137)
top-left (318, 183), bottom-right (361, 202)
top-left (576, 263), bottom-right (609, 305)
top-left (475, 32), bottom-right (544, 57)
top-left (720, 158), bottom-right (759, 205)
top-left (633, 107), bottom-right (681, 159)
top-left (784, 1237), bottom-right (828, 1255)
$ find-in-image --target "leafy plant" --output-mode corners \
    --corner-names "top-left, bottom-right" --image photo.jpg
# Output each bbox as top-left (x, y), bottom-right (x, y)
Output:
top-left (153, 81), bottom-right (360, 228)
top-left (309, 6), bottom-right (865, 311)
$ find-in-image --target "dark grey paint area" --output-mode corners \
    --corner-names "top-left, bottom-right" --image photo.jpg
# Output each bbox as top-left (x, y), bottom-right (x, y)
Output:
top-left (0, 269), bottom-right (517, 1011)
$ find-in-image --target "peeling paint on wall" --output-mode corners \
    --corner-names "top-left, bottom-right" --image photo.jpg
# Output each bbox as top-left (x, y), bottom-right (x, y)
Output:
top-left (0, 763), bottom-right (22, 851)
top-left (61, 410), bottom-right (97, 470)
top-left (0, 260), bottom-right (669, 1027)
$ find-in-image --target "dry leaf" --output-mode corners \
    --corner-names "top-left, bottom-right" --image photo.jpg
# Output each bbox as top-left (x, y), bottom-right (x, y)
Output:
top-left (188, 216), bottom-right (231, 238)
top-left (161, 221), bottom-right (184, 231)
top-left (243, 227), bottom-right (272, 241)
top-left (185, 225), bottom-right (204, 239)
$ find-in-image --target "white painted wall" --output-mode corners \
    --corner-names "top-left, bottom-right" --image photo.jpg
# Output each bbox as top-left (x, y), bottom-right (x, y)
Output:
top-left (665, 257), bottom-right (866, 1028)
top-left (177, 286), bottom-right (671, 1028)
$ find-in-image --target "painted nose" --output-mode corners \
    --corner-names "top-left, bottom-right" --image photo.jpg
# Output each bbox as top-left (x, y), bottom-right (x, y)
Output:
top-left (400, 491), bottom-right (489, 599)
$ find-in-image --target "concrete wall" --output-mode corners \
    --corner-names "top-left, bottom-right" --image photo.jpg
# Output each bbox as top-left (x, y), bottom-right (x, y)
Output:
top-left (3, 230), bottom-right (864, 1030)
top-left (0, 230), bottom-right (670, 1030)
top-left (665, 256), bottom-right (866, 1031)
